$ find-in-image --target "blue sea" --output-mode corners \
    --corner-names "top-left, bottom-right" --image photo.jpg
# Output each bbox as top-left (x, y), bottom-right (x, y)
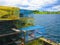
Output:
top-left (33, 14), bottom-right (60, 43)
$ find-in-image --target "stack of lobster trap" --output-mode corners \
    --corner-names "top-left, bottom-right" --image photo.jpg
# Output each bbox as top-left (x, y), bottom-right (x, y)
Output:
top-left (0, 6), bottom-right (46, 45)
top-left (17, 9), bottom-right (46, 45)
top-left (0, 6), bottom-right (20, 45)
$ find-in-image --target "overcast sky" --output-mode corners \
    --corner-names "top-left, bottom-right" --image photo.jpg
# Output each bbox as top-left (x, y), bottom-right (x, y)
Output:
top-left (0, 0), bottom-right (60, 11)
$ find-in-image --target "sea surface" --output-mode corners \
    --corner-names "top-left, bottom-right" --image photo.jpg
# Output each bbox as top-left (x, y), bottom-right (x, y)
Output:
top-left (33, 14), bottom-right (60, 43)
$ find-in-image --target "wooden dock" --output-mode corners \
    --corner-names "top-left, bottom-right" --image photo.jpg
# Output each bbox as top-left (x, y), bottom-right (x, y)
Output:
top-left (39, 38), bottom-right (60, 45)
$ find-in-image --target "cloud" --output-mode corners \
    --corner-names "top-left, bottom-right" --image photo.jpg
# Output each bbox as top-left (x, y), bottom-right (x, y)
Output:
top-left (46, 5), bottom-right (60, 11)
top-left (19, 0), bottom-right (57, 10)
top-left (0, 0), bottom-right (59, 11)
top-left (0, 0), bottom-right (21, 6)
top-left (0, 0), bottom-right (30, 6)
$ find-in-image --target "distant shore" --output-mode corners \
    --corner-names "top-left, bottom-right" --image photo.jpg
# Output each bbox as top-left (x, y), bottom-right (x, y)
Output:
top-left (33, 11), bottom-right (60, 14)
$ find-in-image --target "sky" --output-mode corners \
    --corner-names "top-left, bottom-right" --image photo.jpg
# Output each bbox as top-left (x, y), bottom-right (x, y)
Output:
top-left (0, 0), bottom-right (60, 11)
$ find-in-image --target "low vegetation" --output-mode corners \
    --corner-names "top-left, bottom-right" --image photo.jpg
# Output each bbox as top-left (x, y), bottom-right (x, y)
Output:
top-left (33, 10), bottom-right (60, 14)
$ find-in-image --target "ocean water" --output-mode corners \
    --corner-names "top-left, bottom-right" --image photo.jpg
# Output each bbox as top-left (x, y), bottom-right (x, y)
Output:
top-left (33, 14), bottom-right (60, 43)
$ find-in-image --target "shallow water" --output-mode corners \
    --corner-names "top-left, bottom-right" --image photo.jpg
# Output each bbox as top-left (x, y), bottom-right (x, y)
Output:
top-left (33, 14), bottom-right (60, 43)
